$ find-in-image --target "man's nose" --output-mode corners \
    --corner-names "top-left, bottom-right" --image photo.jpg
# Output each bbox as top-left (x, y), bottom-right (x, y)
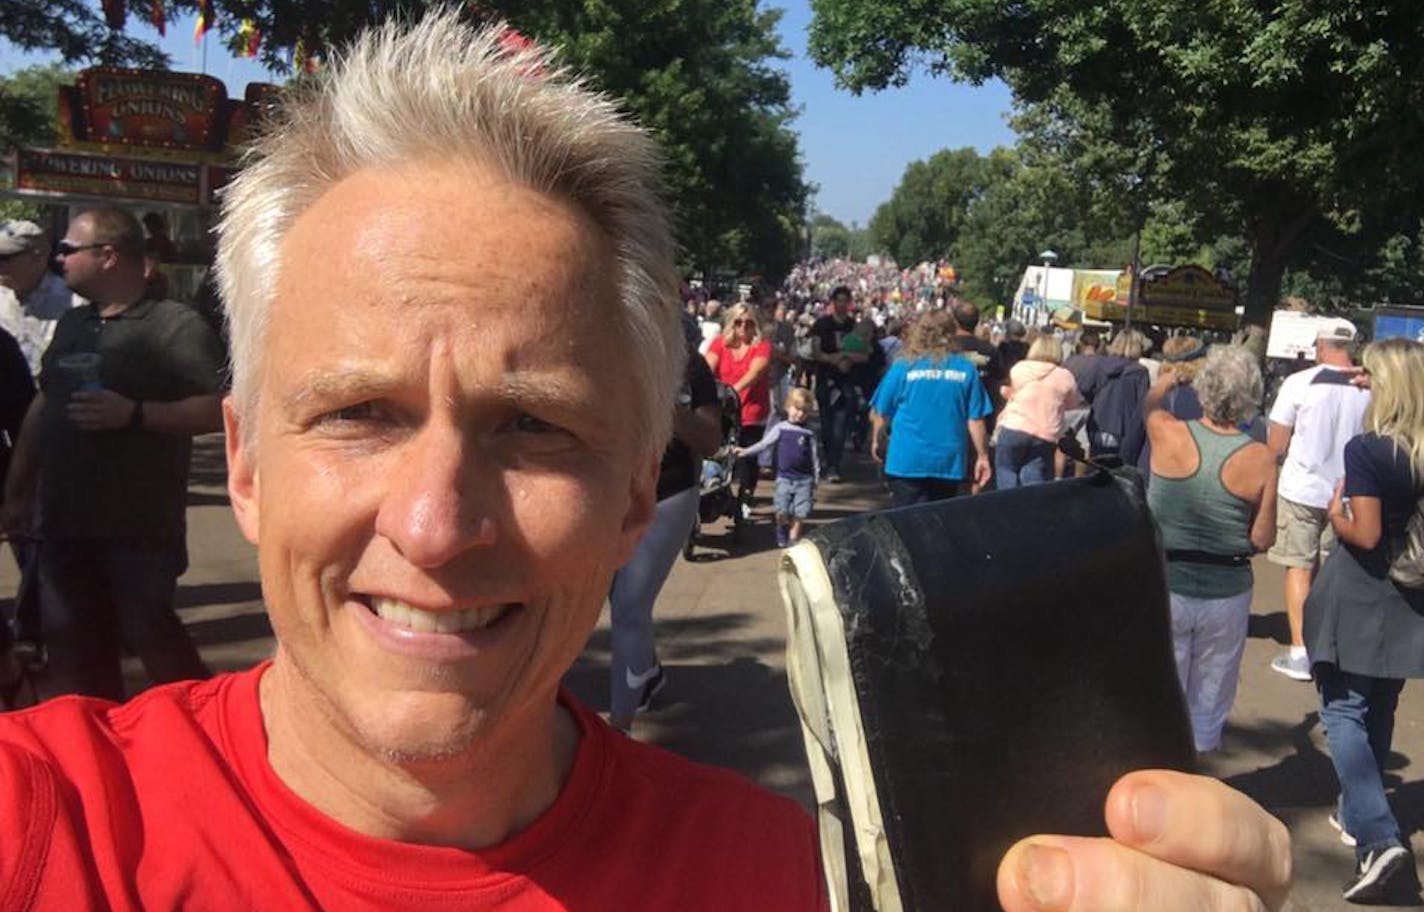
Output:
top-left (374, 423), bottom-right (498, 568)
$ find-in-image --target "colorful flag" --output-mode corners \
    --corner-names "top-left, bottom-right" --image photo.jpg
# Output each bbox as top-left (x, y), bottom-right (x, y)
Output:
top-left (149, 0), bottom-right (165, 36)
top-left (193, 0), bottom-right (213, 44)
top-left (238, 19), bottom-right (262, 58)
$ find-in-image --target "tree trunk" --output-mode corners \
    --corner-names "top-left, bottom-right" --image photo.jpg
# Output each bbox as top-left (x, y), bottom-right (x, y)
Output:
top-left (1242, 208), bottom-right (1315, 327)
top-left (1243, 247), bottom-right (1286, 328)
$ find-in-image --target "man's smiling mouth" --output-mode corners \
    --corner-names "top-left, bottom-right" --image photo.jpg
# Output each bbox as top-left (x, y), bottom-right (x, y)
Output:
top-left (356, 596), bottom-right (521, 634)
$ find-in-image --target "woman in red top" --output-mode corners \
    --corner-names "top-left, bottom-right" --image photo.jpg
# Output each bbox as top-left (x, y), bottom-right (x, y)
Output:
top-left (705, 302), bottom-right (772, 514)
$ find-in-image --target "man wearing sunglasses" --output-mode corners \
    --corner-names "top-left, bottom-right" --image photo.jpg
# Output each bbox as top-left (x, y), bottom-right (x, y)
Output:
top-left (0, 220), bottom-right (77, 379)
top-left (1, 207), bottom-right (226, 702)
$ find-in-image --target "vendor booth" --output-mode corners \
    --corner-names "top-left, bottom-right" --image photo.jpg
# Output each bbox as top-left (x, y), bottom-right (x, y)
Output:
top-left (4, 67), bottom-right (278, 303)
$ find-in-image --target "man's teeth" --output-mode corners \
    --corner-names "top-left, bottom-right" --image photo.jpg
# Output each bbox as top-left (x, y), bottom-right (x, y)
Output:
top-left (370, 597), bottom-right (513, 633)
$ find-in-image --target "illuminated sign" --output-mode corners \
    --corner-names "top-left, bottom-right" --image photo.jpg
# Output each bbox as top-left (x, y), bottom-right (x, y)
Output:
top-left (76, 68), bottom-right (226, 152)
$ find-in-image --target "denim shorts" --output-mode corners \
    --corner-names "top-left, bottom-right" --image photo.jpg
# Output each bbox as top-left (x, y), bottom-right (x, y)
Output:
top-left (773, 476), bottom-right (814, 519)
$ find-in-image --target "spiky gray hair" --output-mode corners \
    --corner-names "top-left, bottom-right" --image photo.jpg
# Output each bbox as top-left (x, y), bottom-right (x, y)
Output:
top-left (215, 9), bottom-right (684, 456)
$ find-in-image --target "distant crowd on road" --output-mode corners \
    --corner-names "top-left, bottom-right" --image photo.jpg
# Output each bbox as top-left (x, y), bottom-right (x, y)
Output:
top-left (677, 262), bottom-right (1424, 903)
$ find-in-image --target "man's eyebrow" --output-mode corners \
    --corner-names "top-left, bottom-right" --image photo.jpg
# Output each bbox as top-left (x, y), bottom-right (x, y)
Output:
top-left (283, 370), bottom-right (400, 413)
top-left (281, 369), bottom-right (594, 414)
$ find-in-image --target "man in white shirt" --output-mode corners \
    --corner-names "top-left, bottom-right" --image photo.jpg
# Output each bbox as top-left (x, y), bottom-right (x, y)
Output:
top-left (0, 220), bottom-right (79, 377)
top-left (1265, 323), bottom-right (1370, 680)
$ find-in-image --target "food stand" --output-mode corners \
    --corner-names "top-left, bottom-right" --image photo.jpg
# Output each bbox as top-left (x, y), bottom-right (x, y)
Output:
top-left (4, 67), bottom-right (278, 303)
top-left (1078, 264), bottom-right (1240, 332)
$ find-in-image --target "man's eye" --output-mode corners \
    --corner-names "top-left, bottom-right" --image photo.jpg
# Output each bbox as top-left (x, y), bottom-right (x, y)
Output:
top-left (512, 413), bottom-right (559, 434)
top-left (319, 402), bottom-right (381, 424)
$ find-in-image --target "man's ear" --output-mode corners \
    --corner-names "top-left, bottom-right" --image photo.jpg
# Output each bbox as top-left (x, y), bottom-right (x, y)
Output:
top-left (224, 397), bottom-right (260, 545)
top-left (613, 452), bottom-right (660, 567)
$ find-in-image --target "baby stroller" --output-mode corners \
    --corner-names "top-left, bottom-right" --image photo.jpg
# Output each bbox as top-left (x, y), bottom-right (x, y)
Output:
top-left (685, 382), bottom-right (745, 558)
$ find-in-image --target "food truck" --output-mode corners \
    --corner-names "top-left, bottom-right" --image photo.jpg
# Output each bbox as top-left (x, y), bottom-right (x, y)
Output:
top-left (4, 67), bottom-right (278, 303)
top-left (1013, 263), bottom-right (1241, 333)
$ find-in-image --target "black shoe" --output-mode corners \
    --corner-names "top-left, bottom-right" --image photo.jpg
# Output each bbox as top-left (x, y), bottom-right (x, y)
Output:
top-left (1343, 845), bottom-right (1411, 903)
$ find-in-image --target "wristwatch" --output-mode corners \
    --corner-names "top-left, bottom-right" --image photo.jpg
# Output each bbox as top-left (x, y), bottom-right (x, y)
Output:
top-left (129, 399), bottom-right (145, 429)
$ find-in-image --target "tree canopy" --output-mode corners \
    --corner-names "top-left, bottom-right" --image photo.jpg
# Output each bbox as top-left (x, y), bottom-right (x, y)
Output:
top-left (808, 0), bottom-right (1424, 321)
top-left (867, 146), bottom-right (985, 266)
top-left (2, 0), bottom-right (810, 282)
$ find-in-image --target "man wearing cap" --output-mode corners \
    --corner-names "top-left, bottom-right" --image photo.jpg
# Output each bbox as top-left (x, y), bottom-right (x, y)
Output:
top-left (0, 207), bottom-right (225, 702)
top-left (998, 318), bottom-right (1029, 372)
top-left (1265, 322), bottom-right (1370, 681)
top-left (0, 220), bottom-right (77, 378)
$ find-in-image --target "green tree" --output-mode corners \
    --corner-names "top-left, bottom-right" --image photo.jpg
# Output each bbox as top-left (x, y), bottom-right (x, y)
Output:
top-left (0, 64), bottom-right (74, 221)
top-left (1, 0), bottom-right (168, 68)
top-left (810, 213), bottom-right (851, 258)
top-left (868, 146), bottom-right (986, 265)
top-left (808, 0), bottom-right (1424, 324)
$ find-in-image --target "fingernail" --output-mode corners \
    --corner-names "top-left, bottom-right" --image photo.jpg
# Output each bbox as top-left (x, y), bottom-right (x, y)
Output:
top-left (1131, 784), bottom-right (1167, 841)
top-left (1017, 843), bottom-right (1073, 910)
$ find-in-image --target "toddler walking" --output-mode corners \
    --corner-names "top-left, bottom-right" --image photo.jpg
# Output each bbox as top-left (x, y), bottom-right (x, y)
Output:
top-left (735, 387), bottom-right (819, 547)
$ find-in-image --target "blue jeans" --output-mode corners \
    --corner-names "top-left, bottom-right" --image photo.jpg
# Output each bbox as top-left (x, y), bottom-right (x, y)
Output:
top-left (995, 427), bottom-right (1055, 490)
top-left (1316, 663), bottom-right (1405, 857)
top-left (816, 381), bottom-right (855, 474)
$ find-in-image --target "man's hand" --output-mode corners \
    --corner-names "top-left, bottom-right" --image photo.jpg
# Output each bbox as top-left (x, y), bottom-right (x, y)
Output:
top-left (67, 389), bottom-right (135, 431)
top-left (997, 770), bottom-right (1291, 912)
top-left (971, 454), bottom-right (992, 493)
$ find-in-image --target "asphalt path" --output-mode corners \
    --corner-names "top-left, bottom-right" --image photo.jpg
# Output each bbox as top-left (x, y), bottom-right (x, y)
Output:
top-left (4, 433), bottom-right (1421, 910)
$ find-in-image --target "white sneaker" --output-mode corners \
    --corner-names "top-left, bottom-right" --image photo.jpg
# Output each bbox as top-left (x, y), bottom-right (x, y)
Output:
top-left (1329, 810), bottom-right (1358, 847)
top-left (1270, 652), bottom-right (1312, 681)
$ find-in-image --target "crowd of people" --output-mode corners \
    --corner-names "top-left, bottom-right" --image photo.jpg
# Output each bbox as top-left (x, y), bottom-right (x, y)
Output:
top-left (0, 10), bottom-right (1416, 908)
top-left (680, 268), bottom-right (1424, 903)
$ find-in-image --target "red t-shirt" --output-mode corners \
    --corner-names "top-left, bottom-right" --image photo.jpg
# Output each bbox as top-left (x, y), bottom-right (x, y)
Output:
top-left (0, 665), bottom-right (827, 911)
top-left (707, 336), bottom-right (773, 428)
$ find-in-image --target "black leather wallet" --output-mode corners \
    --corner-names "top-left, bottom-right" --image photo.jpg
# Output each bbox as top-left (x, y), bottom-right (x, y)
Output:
top-left (781, 469), bottom-right (1195, 911)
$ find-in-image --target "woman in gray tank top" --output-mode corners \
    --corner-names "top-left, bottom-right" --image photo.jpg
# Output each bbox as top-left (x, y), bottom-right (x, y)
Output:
top-left (1146, 346), bottom-right (1278, 753)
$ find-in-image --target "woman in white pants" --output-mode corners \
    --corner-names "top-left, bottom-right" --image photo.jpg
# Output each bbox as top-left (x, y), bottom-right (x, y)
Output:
top-left (608, 333), bottom-right (722, 732)
top-left (1145, 346), bottom-right (1277, 752)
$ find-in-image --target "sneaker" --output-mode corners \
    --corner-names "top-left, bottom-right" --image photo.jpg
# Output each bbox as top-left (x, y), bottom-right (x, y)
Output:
top-left (824, 470), bottom-right (842, 483)
top-left (1270, 652), bottom-right (1312, 681)
top-left (1343, 844), bottom-right (1410, 903)
top-left (628, 663), bottom-right (666, 713)
top-left (775, 526), bottom-right (791, 548)
top-left (1330, 811), bottom-right (1358, 847)
top-left (740, 502), bottom-right (753, 521)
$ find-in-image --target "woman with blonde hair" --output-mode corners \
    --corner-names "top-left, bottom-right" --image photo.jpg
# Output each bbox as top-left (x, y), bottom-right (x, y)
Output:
top-left (704, 302), bottom-right (772, 513)
top-left (1305, 337), bottom-right (1424, 901)
top-left (995, 334), bottom-right (1082, 488)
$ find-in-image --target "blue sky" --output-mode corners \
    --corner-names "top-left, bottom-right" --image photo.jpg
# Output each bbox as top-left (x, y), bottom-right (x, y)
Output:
top-left (3, 0), bottom-right (1017, 226)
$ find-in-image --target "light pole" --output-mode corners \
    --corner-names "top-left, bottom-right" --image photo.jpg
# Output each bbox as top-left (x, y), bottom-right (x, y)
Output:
top-left (1038, 249), bottom-right (1058, 327)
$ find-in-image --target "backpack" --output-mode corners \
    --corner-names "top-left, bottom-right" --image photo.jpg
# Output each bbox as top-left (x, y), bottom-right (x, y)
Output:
top-left (1389, 493), bottom-right (1424, 589)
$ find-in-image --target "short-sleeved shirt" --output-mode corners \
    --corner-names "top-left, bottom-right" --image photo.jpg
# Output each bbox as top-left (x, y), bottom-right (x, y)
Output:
top-left (0, 665), bottom-right (827, 911)
top-left (1344, 432), bottom-right (1421, 554)
top-left (658, 353), bottom-right (719, 501)
top-left (951, 334), bottom-right (1006, 398)
top-left (38, 297), bottom-right (227, 541)
top-left (870, 353), bottom-right (993, 481)
top-left (1268, 365), bottom-right (1370, 508)
top-left (809, 313), bottom-right (856, 388)
top-left (707, 336), bottom-right (772, 428)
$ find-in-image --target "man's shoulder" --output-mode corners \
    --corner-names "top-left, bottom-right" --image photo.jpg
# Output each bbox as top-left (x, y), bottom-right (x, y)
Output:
top-left (0, 673), bottom-right (245, 782)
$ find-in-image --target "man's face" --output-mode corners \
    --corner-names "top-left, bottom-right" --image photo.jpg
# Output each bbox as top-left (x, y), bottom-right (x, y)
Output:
top-left (831, 294), bottom-right (850, 316)
top-left (0, 243), bottom-right (48, 297)
top-left (226, 162), bottom-right (657, 761)
top-left (56, 216), bottom-right (111, 297)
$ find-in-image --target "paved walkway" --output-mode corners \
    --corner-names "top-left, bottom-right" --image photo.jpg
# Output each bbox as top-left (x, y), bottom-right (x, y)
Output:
top-left (5, 434), bottom-right (1421, 910)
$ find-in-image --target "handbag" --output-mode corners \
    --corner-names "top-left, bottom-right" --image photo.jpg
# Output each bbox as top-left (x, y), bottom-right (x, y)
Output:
top-left (1388, 493), bottom-right (1424, 589)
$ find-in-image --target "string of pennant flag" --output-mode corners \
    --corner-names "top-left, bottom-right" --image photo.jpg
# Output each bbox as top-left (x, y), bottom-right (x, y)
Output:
top-left (95, 0), bottom-right (322, 70)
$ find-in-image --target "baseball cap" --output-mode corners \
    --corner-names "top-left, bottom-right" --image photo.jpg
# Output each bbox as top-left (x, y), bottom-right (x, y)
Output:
top-left (1315, 320), bottom-right (1356, 343)
top-left (0, 220), bottom-right (44, 256)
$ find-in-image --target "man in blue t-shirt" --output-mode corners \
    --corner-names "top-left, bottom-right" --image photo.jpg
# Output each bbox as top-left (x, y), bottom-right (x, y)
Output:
top-left (869, 311), bottom-right (994, 508)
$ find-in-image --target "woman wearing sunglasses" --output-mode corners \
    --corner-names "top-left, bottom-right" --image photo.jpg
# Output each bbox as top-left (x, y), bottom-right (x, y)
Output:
top-left (704, 302), bottom-right (772, 518)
